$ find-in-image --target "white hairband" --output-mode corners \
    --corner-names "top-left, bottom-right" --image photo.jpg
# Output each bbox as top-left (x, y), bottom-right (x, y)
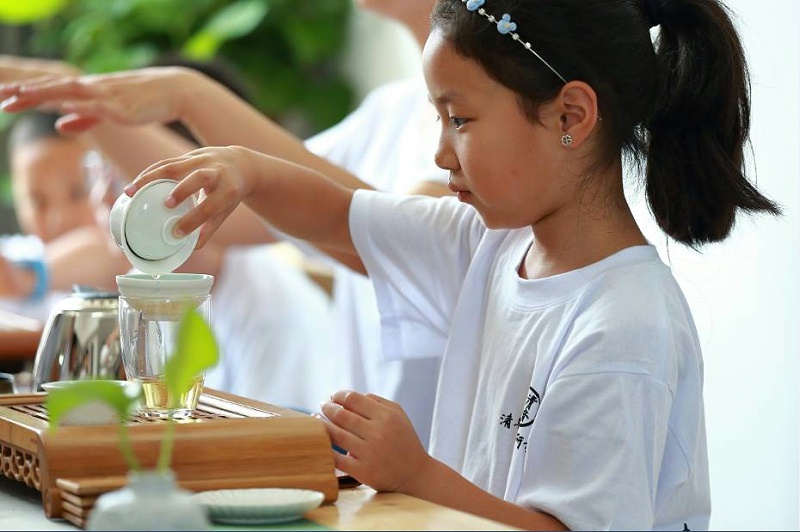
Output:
top-left (462, 0), bottom-right (568, 84)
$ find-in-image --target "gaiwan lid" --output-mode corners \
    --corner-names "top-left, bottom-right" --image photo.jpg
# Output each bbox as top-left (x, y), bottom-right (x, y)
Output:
top-left (109, 179), bottom-right (200, 275)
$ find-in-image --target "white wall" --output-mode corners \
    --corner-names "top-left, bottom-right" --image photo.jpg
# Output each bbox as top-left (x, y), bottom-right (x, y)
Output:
top-left (350, 1), bottom-right (800, 529)
top-left (688, 1), bottom-right (799, 528)
top-left (341, 9), bottom-right (421, 101)
top-left (633, 1), bottom-right (799, 528)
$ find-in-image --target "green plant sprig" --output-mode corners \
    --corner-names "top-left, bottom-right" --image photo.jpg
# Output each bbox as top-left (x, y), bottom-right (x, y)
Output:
top-left (157, 306), bottom-right (219, 470)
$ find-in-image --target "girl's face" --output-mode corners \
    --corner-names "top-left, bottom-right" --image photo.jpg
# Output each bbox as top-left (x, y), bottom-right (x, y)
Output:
top-left (423, 30), bottom-right (573, 230)
top-left (11, 137), bottom-right (96, 243)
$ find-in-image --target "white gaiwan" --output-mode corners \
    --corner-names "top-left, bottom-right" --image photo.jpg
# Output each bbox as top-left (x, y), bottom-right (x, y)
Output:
top-left (109, 179), bottom-right (200, 276)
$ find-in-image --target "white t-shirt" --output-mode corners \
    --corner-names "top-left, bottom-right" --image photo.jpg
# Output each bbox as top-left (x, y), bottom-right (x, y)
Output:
top-left (302, 77), bottom-right (449, 444)
top-left (350, 190), bottom-right (711, 531)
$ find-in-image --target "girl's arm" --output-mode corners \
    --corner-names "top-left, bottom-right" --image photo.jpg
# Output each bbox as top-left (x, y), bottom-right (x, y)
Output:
top-left (411, 459), bottom-right (567, 530)
top-left (128, 145), bottom-right (362, 273)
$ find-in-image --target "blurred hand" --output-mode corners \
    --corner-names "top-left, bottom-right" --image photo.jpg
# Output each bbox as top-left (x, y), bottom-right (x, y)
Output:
top-left (317, 390), bottom-right (431, 493)
top-left (0, 54), bottom-right (80, 83)
top-left (0, 255), bottom-right (15, 297)
top-left (0, 67), bottom-right (192, 134)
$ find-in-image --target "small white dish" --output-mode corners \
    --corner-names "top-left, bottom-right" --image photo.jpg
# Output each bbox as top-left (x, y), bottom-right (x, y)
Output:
top-left (191, 488), bottom-right (324, 525)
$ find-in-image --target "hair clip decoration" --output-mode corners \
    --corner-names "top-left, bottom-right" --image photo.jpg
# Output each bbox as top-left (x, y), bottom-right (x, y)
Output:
top-left (460, 0), bottom-right (567, 84)
top-left (497, 14), bottom-right (516, 34)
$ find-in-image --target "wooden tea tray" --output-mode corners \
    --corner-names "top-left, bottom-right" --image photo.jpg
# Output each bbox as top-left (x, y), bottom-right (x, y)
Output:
top-left (0, 389), bottom-right (338, 526)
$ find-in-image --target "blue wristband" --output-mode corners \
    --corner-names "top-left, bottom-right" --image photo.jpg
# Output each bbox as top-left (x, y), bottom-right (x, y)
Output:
top-left (13, 258), bottom-right (49, 301)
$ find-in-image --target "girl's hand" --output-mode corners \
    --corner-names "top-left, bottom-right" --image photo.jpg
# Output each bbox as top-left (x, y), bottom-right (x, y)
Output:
top-left (318, 390), bottom-right (431, 493)
top-left (128, 146), bottom-right (258, 249)
top-left (0, 67), bottom-right (192, 133)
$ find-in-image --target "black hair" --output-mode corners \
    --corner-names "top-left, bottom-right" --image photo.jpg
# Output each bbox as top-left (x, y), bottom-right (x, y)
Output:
top-left (148, 54), bottom-right (255, 145)
top-left (431, 0), bottom-right (781, 247)
top-left (7, 111), bottom-right (66, 159)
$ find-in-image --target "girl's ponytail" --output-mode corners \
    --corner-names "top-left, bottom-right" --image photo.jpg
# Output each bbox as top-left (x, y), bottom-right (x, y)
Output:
top-left (645, 0), bottom-right (780, 246)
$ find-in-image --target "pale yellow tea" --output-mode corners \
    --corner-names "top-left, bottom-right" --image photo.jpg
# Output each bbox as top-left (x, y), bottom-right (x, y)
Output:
top-left (133, 374), bottom-right (204, 418)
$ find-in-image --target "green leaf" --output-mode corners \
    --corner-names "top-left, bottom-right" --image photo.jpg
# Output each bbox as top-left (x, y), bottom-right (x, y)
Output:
top-left (164, 307), bottom-right (219, 408)
top-left (46, 380), bottom-right (141, 429)
top-left (0, 0), bottom-right (68, 24)
top-left (201, 0), bottom-right (268, 41)
top-left (183, 0), bottom-right (268, 59)
top-left (182, 32), bottom-right (218, 60)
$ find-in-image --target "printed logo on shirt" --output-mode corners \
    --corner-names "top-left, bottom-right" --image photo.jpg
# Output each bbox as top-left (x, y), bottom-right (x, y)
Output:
top-left (498, 386), bottom-right (541, 452)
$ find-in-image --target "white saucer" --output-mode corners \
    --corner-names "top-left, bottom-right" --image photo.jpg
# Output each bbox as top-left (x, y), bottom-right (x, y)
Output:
top-left (191, 488), bottom-right (324, 525)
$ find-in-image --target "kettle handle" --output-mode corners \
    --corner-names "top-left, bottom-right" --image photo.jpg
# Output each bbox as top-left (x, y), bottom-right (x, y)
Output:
top-left (31, 312), bottom-right (68, 392)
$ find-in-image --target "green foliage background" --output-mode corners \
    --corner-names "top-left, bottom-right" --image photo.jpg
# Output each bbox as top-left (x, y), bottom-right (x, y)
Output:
top-left (0, 0), bottom-right (356, 225)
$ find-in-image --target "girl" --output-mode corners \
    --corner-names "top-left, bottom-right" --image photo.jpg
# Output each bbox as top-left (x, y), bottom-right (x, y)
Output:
top-left (14, 0), bottom-right (781, 529)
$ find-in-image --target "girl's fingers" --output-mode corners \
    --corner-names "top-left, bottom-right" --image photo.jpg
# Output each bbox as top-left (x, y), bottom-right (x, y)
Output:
top-left (0, 74), bottom-right (57, 98)
top-left (59, 100), bottom-right (106, 119)
top-left (18, 76), bottom-right (95, 100)
top-left (56, 114), bottom-right (102, 134)
top-left (124, 148), bottom-right (245, 250)
top-left (318, 416), bottom-right (365, 458)
top-left (0, 79), bottom-right (78, 109)
top-left (129, 154), bottom-right (199, 195)
top-left (331, 390), bottom-right (390, 421)
top-left (321, 400), bottom-right (370, 441)
top-left (331, 452), bottom-right (354, 474)
top-left (174, 196), bottom-right (233, 241)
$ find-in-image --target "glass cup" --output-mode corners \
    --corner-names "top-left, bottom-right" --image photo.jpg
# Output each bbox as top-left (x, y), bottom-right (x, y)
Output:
top-left (116, 273), bottom-right (214, 418)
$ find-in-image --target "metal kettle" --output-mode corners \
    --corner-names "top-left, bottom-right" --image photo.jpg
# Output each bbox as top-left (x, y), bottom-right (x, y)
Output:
top-left (31, 286), bottom-right (123, 392)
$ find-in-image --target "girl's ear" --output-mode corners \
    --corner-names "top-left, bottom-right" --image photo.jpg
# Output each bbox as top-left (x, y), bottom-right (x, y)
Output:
top-left (557, 81), bottom-right (599, 148)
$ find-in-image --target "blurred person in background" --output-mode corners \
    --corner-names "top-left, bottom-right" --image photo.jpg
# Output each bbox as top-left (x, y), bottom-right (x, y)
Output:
top-left (0, 0), bottom-right (447, 443)
top-left (0, 110), bottom-right (128, 321)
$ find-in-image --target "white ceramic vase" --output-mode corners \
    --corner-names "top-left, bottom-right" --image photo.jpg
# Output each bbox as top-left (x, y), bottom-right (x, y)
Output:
top-left (87, 470), bottom-right (209, 531)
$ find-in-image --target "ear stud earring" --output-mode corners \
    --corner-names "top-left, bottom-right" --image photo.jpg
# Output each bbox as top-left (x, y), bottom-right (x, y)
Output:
top-left (560, 133), bottom-right (573, 147)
